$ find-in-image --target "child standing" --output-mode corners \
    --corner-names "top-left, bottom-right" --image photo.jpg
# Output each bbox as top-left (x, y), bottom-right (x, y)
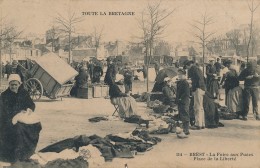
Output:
top-left (176, 69), bottom-right (190, 138)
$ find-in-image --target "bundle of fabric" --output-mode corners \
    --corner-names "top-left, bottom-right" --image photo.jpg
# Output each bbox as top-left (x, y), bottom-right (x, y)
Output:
top-left (124, 115), bottom-right (152, 128)
top-left (38, 132), bottom-right (161, 162)
top-left (12, 110), bottom-right (41, 125)
top-left (107, 130), bottom-right (161, 153)
top-left (88, 117), bottom-right (108, 123)
top-left (152, 104), bottom-right (170, 113)
top-left (135, 92), bottom-right (150, 102)
top-left (7, 156), bottom-right (89, 168)
top-left (147, 116), bottom-right (172, 134)
top-left (147, 100), bottom-right (162, 108)
top-left (6, 160), bottom-right (41, 168)
top-left (44, 157), bottom-right (88, 168)
top-left (218, 106), bottom-right (237, 120)
top-left (131, 94), bottom-right (141, 99)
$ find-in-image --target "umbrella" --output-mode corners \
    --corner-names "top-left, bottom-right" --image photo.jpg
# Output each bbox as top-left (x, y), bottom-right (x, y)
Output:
top-left (155, 67), bottom-right (178, 83)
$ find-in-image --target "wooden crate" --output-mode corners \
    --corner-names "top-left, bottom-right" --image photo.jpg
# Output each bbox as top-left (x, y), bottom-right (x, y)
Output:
top-left (76, 87), bottom-right (93, 99)
top-left (92, 85), bottom-right (109, 98)
top-left (88, 87), bottom-right (93, 99)
top-left (76, 88), bottom-right (88, 99)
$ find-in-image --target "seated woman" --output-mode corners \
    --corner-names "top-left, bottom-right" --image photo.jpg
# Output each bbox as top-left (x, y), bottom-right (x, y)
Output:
top-left (109, 74), bottom-right (137, 118)
top-left (203, 91), bottom-right (223, 128)
top-left (0, 74), bottom-right (42, 163)
top-left (162, 77), bottom-right (175, 108)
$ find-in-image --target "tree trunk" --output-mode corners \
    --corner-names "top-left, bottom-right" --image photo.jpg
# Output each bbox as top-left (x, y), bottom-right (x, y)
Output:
top-left (247, 11), bottom-right (254, 63)
top-left (68, 31), bottom-right (72, 64)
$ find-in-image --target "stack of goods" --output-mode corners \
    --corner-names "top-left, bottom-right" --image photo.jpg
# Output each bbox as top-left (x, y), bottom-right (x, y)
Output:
top-left (135, 92), bottom-right (150, 102)
top-left (152, 104), bottom-right (170, 114)
top-left (147, 100), bottom-right (162, 108)
top-left (36, 131), bottom-right (161, 165)
top-left (218, 106), bottom-right (237, 120)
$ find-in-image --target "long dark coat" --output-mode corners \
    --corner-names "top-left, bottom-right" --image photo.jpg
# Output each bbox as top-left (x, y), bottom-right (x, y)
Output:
top-left (203, 91), bottom-right (220, 128)
top-left (75, 69), bottom-right (88, 88)
top-left (92, 65), bottom-right (103, 83)
top-left (104, 64), bottom-right (117, 86)
top-left (176, 80), bottom-right (190, 122)
top-left (0, 87), bottom-right (41, 162)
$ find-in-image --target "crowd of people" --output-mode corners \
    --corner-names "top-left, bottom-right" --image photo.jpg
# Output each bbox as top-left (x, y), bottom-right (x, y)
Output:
top-left (71, 56), bottom-right (260, 140)
top-left (159, 58), bottom-right (260, 138)
top-left (1, 60), bottom-right (26, 82)
top-left (0, 55), bottom-right (259, 163)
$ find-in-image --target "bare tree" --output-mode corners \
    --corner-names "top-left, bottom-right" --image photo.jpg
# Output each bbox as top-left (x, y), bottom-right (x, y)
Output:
top-left (137, 1), bottom-right (175, 91)
top-left (0, 18), bottom-right (22, 86)
top-left (92, 26), bottom-right (104, 58)
top-left (226, 29), bottom-right (241, 55)
top-left (250, 26), bottom-right (260, 57)
top-left (190, 12), bottom-right (215, 74)
top-left (246, 0), bottom-right (260, 62)
top-left (48, 25), bottom-right (61, 52)
top-left (55, 11), bottom-right (84, 64)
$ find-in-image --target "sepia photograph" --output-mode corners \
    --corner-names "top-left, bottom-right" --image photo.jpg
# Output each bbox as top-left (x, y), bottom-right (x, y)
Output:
top-left (0, 0), bottom-right (260, 167)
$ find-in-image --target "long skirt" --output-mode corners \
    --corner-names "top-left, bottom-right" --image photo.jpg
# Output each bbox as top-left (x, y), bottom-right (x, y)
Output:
top-left (203, 94), bottom-right (219, 128)
top-left (111, 97), bottom-right (137, 118)
top-left (207, 79), bottom-right (219, 98)
top-left (226, 86), bottom-right (243, 113)
top-left (0, 122), bottom-right (42, 162)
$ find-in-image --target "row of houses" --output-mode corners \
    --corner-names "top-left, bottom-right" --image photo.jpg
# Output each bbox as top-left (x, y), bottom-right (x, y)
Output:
top-left (1, 31), bottom-right (129, 63)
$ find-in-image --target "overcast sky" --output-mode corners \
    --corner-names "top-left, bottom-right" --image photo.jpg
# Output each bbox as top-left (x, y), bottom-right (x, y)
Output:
top-left (1, 0), bottom-right (260, 43)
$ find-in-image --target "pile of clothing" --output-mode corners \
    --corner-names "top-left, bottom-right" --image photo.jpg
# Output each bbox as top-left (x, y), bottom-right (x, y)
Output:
top-left (6, 156), bottom-right (89, 168)
top-left (218, 106), bottom-right (237, 120)
top-left (134, 92), bottom-right (150, 102)
top-left (147, 113), bottom-right (181, 134)
top-left (36, 131), bottom-right (161, 164)
top-left (147, 100), bottom-right (162, 108)
top-left (152, 105), bottom-right (170, 113)
top-left (88, 116), bottom-right (108, 123)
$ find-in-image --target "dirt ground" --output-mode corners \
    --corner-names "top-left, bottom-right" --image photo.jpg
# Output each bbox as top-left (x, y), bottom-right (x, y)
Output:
top-left (33, 79), bottom-right (260, 168)
top-left (1, 70), bottom-right (260, 168)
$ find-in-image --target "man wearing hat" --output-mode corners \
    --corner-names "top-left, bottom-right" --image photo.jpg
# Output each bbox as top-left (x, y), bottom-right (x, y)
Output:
top-left (184, 60), bottom-right (206, 130)
top-left (0, 74), bottom-right (41, 162)
top-left (5, 61), bottom-right (12, 79)
top-left (206, 60), bottom-right (219, 99)
top-left (87, 60), bottom-right (94, 83)
top-left (238, 61), bottom-right (260, 120)
top-left (104, 57), bottom-right (117, 86)
top-left (92, 60), bottom-right (104, 84)
top-left (175, 68), bottom-right (190, 138)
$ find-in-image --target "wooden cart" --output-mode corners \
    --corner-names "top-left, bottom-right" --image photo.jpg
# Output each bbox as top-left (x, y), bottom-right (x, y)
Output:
top-left (25, 53), bottom-right (78, 100)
